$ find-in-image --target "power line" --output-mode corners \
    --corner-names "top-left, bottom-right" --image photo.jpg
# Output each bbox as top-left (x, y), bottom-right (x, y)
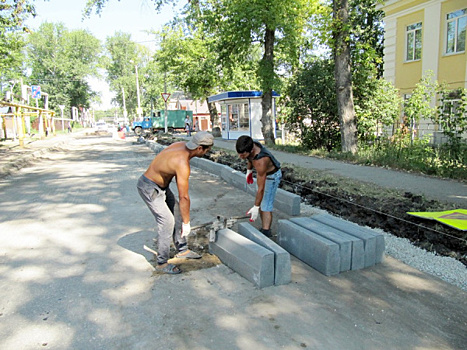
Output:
top-left (280, 177), bottom-right (466, 243)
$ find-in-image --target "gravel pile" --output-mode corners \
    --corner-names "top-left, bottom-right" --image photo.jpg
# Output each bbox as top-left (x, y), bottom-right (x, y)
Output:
top-left (380, 230), bottom-right (467, 291)
top-left (301, 205), bottom-right (467, 292)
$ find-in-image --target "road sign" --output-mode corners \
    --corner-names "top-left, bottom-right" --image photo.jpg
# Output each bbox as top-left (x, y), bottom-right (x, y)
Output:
top-left (161, 92), bottom-right (171, 102)
top-left (31, 85), bottom-right (41, 99)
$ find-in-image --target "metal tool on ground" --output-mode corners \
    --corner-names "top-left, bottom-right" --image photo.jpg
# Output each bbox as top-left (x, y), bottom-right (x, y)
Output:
top-left (143, 215), bottom-right (249, 255)
top-left (143, 244), bottom-right (158, 256)
top-left (191, 215), bottom-right (250, 242)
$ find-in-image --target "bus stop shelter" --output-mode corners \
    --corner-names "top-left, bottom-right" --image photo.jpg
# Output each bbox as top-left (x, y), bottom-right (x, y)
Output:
top-left (208, 91), bottom-right (279, 140)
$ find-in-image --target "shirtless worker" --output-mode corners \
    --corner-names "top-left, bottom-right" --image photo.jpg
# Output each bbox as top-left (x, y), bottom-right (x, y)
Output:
top-left (236, 135), bottom-right (282, 237)
top-left (136, 132), bottom-right (214, 274)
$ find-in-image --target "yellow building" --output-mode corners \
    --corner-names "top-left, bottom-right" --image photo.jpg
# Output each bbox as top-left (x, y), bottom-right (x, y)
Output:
top-left (381, 0), bottom-right (466, 142)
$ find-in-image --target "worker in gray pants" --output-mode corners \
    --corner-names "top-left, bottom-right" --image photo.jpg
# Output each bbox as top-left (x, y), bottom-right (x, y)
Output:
top-left (136, 132), bottom-right (214, 274)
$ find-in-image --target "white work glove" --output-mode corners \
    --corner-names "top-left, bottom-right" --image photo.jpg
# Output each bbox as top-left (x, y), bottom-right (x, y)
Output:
top-left (247, 205), bottom-right (260, 222)
top-left (181, 222), bottom-right (191, 238)
top-left (246, 169), bottom-right (254, 184)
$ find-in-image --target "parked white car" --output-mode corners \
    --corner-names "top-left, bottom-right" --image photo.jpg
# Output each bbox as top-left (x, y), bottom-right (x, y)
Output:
top-left (95, 120), bottom-right (108, 132)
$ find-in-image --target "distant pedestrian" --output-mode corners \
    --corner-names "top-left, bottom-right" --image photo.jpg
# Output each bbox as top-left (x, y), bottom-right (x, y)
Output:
top-left (67, 122), bottom-right (72, 133)
top-left (184, 116), bottom-right (191, 136)
top-left (236, 135), bottom-right (282, 238)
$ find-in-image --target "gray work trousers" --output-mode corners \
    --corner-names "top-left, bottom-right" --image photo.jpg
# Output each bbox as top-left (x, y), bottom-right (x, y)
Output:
top-left (137, 175), bottom-right (187, 265)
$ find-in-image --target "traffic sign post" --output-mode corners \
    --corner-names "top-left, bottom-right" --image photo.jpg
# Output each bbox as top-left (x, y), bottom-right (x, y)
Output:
top-left (31, 85), bottom-right (41, 99)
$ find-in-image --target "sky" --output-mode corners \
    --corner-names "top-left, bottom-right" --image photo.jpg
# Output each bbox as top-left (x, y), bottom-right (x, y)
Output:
top-left (27, 0), bottom-right (181, 110)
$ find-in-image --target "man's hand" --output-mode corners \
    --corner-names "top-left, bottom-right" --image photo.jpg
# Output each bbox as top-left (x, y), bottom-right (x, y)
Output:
top-left (181, 222), bottom-right (191, 237)
top-left (246, 169), bottom-right (254, 184)
top-left (247, 205), bottom-right (260, 222)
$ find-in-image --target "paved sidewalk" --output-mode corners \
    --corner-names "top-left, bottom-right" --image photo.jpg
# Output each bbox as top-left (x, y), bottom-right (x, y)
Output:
top-left (212, 139), bottom-right (467, 207)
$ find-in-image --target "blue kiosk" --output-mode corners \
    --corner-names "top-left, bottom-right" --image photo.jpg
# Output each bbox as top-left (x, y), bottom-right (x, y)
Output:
top-left (208, 91), bottom-right (279, 140)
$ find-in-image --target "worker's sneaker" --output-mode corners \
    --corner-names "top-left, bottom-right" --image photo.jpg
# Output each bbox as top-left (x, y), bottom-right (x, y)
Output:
top-left (175, 250), bottom-right (201, 259)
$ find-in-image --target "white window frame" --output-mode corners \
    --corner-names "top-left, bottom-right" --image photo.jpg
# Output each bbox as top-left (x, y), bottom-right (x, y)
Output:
top-left (405, 22), bottom-right (422, 62)
top-left (445, 8), bottom-right (466, 54)
top-left (439, 98), bottom-right (462, 132)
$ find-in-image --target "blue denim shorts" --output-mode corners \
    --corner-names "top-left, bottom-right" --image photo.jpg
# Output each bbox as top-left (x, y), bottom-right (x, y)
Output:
top-left (261, 169), bottom-right (282, 212)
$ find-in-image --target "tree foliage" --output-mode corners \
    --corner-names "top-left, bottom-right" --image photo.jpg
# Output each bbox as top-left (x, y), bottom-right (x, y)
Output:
top-left (154, 7), bottom-right (261, 125)
top-left (404, 71), bottom-right (438, 126)
top-left (197, 0), bottom-right (316, 145)
top-left (281, 58), bottom-right (340, 151)
top-left (26, 22), bottom-right (101, 112)
top-left (0, 0), bottom-right (36, 83)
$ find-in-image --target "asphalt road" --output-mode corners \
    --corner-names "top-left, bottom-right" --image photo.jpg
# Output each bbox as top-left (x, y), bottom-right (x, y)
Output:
top-left (0, 134), bottom-right (466, 349)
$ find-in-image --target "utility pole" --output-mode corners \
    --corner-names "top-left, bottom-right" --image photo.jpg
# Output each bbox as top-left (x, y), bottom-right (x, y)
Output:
top-left (164, 71), bottom-right (168, 133)
top-left (122, 87), bottom-right (128, 123)
top-left (135, 65), bottom-right (142, 119)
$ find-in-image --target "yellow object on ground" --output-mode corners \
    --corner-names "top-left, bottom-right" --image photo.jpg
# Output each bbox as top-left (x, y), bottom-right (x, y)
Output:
top-left (407, 209), bottom-right (467, 231)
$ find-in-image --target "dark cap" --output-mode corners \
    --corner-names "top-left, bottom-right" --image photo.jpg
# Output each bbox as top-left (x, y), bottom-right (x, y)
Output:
top-left (186, 131), bottom-right (214, 150)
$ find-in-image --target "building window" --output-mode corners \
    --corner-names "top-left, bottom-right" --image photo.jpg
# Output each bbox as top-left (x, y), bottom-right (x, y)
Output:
top-left (406, 22), bottom-right (422, 61)
top-left (227, 103), bottom-right (249, 131)
top-left (438, 89), bottom-right (465, 133)
top-left (446, 9), bottom-right (466, 54)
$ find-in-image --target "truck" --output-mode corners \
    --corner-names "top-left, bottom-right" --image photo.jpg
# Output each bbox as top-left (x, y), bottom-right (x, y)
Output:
top-left (131, 110), bottom-right (193, 135)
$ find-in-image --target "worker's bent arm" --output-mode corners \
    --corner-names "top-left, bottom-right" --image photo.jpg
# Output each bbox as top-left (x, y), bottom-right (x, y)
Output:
top-left (253, 158), bottom-right (268, 207)
top-left (247, 159), bottom-right (253, 171)
top-left (176, 163), bottom-right (191, 224)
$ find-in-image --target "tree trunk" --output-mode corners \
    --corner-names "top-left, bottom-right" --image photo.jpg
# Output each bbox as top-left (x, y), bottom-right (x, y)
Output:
top-left (260, 27), bottom-right (275, 146)
top-left (206, 98), bottom-right (218, 128)
top-left (333, 0), bottom-right (357, 154)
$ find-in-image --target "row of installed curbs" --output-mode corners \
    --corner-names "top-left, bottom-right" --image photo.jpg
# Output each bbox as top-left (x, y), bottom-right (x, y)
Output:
top-left (146, 141), bottom-right (385, 288)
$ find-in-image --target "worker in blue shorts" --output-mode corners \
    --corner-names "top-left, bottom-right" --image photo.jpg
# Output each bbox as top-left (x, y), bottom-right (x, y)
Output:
top-left (236, 135), bottom-right (282, 238)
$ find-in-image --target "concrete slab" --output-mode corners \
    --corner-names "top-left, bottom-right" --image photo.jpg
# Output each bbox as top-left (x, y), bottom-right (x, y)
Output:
top-left (311, 213), bottom-right (385, 266)
top-left (238, 222), bottom-right (291, 285)
top-left (290, 217), bottom-right (352, 272)
top-left (209, 228), bottom-right (275, 288)
top-left (220, 166), bottom-right (246, 190)
top-left (277, 219), bottom-right (340, 276)
top-left (274, 188), bottom-right (301, 216)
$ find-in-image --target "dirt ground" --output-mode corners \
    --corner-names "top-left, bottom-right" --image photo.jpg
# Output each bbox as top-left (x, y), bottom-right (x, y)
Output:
top-left (154, 135), bottom-right (466, 267)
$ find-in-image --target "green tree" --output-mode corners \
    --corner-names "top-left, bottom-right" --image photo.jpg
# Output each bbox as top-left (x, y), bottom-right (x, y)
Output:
top-left (26, 22), bottom-right (101, 113)
top-left (281, 58), bottom-right (340, 151)
top-left (0, 0), bottom-right (36, 89)
top-left (154, 23), bottom-right (221, 127)
top-left (404, 71), bottom-right (438, 143)
top-left (104, 32), bottom-right (156, 119)
top-left (355, 78), bottom-right (402, 143)
top-left (204, 0), bottom-right (316, 146)
top-left (154, 12), bottom-right (260, 128)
